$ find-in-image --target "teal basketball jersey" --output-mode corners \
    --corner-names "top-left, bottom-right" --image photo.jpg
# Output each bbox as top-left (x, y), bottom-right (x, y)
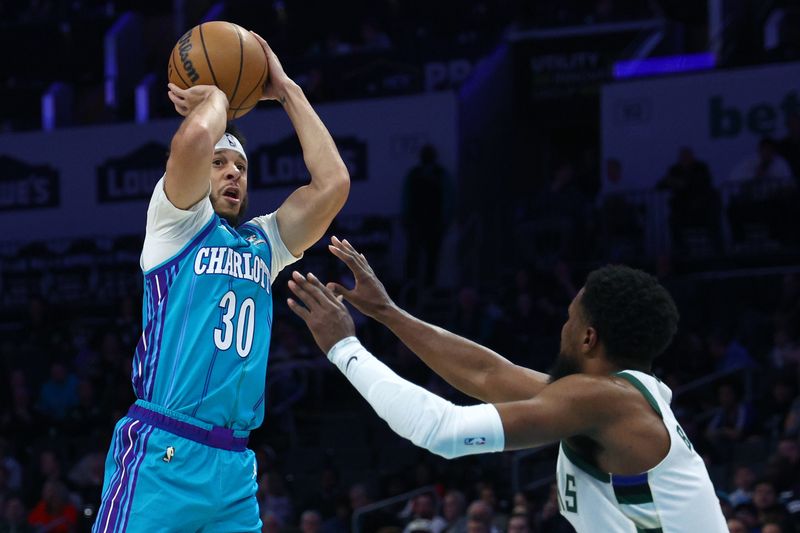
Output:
top-left (131, 178), bottom-right (299, 430)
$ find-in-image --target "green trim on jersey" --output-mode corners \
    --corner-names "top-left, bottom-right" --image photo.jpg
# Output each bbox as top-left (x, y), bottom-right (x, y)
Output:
top-left (615, 371), bottom-right (663, 418)
top-left (614, 483), bottom-right (655, 505)
top-left (637, 528), bottom-right (663, 533)
top-left (560, 442), bottom-right (610, 482)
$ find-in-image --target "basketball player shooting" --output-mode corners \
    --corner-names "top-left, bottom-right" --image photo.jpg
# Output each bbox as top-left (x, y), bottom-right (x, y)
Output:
top-left (286, 237), bottom-right (727, 532)
top-left (93, 35), bottom-right (350, 532)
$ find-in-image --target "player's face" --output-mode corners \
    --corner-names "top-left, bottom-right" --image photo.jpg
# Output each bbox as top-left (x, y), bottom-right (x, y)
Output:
top-left (209, 149), bottom-right (249, 226)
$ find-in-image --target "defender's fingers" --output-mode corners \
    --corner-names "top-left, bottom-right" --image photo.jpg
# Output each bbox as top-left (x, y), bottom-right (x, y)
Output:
top-left (286, 298), bottom-right (310, 321)
top-left (326, 281), bottom-right (352, 298)
top-left (328, 244), bottom-right (363, 272)
top-left (304, 273), bottom-right (341, 306)
top-left (288, 275), bottom-right (321, 307)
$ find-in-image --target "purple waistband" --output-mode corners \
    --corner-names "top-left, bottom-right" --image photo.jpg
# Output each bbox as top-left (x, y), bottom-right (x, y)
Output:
top-left (127, 404), bottom-right (249, 452)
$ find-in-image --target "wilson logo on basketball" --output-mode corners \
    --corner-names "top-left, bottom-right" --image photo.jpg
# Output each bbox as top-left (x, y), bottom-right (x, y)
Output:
top-left (178, 30), bottom-right (200, 83)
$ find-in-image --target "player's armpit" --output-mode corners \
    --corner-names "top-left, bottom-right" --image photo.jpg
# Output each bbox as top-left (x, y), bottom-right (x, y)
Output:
top-left (495, 374), bottom-right (618, 450)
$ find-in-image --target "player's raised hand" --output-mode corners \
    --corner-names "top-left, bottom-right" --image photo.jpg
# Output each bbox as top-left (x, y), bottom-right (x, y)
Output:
top-left (327, 236), bottom-right (396, 319)
top-left (287, 271), bottom-right (356, 354)
top-left (249, 31), bottom-right (293, 102)
top-left (167, 83), bottom-right (227, 117)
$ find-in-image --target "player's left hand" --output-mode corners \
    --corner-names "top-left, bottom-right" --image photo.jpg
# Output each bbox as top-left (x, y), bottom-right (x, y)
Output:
top-left (167, 83), bottom-right (227, 116)
top-left (287, 271), bottom-right (356, 354)
top-left (249, 31), bottom-right (294, 102)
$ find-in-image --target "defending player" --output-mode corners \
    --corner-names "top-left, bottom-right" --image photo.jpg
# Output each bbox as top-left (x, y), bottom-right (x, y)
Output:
top-left (286, 237), bottom-right (727, 533)
top-left (93, 35), bottom-right (349, 532)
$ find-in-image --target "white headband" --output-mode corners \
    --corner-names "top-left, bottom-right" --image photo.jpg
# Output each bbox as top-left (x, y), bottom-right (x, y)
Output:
top-left (214, 133), bottom-right (247, 162)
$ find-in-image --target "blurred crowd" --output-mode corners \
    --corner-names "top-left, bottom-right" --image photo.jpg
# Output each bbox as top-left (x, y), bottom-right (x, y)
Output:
top-left (512, 118), bottom-right (800, 269)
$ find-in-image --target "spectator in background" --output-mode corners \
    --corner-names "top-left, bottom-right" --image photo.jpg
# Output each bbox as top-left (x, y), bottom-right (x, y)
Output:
top-left (66, 449), bottom-right (104, 511)
top-left (257, 470), bottom-right (293, 527)
top-left (0, 464), bottom-right (9, 512)
top-left (768, 437), bottom-right (800, 493)
top-left (733, 502), bottom-right (760, 531)
top-left (705, 382), bottom-right (755, 460)
top-left (763, 378), bottom-right (797, 438)
top-left (785, 395), bottom-right (800, 437)
top-left (729, 465), bottom-right (757, 507)
top-left (300, 466), bottom-right (342, 520)
top-left (37, 361), bottom-right (78, 422)
top-left (401, 494), bottom-right (446, 533)
top-left (762, 522), bottom-right (786, 533)
top-left (0, 440), bottom-right (22, 494)
top-left (726, 517), bottom-right (747, 533)
top-left (506, 513), bottom-right (531, 533)
top-left (360, 18), bottom-right (393, 51)
top-left (599, 158), bottom-right (644, 259)
top-left (27, 480), bottom-right (77, 533)
top-left (729, 137), bottom-right (793, 184)
top-left (401, 144), bottom-right (453, 288)
top-left (656, 147), bottom-right (721, 252)
top-left (440, 490), bottom-right (466, 533)
top-left (350, 483), bottom-right (399, 533)
top-left (462, 500), bottom-right (496, 533)
top-left (261, 511), bottom-right (281, 533)
top-left (300, 510), bottom-right (323, 533)
top-left (777, 112), bottom-right (800, 181)
top-left (707, 329), bottom-right (758, 372)
top-left (528, 162), bottom-right (591, 260)
top-left (534, 484), bottom-right (572, 532)
top-left (751, 479), bottom-right (788, 525)
top-left (449, 287), bottom-right (496, 345)
top-left (476, 485), bottom-right (507, 533)
top-left (0, 496), bottom-right (33, 533)
top-left (727, 137), bottom-right (797, 245)
top-left (0, 378), bottom-right (39, 453)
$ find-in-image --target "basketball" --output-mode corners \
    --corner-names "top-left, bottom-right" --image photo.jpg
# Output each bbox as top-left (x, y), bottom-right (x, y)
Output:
top-left (168, 21), bottom-right (268, 120)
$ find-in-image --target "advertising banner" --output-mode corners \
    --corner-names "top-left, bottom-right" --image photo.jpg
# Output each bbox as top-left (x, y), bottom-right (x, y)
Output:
top-left (601, 62), bottom-right (800, 194)
top-left (0, 92), bottom-right (457, 242)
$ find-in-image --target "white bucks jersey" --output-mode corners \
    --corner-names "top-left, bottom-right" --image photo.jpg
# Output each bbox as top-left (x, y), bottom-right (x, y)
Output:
top-left (556, 371), bottom-right (727, 533)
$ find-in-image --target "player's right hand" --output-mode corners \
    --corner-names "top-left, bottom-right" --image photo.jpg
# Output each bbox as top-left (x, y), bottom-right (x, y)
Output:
top-left (326, 236), bottom-right (396, 320)
top-left (167, 83), bottom-right (227, 117)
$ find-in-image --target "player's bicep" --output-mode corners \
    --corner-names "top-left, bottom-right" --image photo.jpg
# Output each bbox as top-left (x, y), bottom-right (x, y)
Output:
top-left (483, 361), bottom-right (549, 402)
top-left (275, 175), bottom-right (348, 257)
top-left (496, 376), bottom-right (608, 450)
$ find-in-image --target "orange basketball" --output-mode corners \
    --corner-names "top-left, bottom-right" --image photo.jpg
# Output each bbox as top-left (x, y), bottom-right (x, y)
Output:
top-left (168, 21), bottom-right (268, 119)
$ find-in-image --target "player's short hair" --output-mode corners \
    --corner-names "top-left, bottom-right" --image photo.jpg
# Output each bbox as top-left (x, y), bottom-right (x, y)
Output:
top-left (580, 265), bottom-right (679, 370)
top-left (225, 122), bottom-right (246, 148)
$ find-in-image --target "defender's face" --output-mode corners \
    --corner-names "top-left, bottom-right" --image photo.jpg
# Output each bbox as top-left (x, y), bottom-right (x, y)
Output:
top-left (559, 290), bottom-right (585, 359)
top-left (549, 290), bottom-right (587, 382)
top-left (209, 149), bottom-right (248, 225)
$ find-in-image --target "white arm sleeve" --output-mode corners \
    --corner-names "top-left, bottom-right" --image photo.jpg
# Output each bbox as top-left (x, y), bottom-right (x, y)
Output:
top-left (327, 337), bottom-right (505, 459)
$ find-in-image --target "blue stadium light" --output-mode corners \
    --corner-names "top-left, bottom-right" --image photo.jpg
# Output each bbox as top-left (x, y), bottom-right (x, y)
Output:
top-left (613, 52), bottom-right (716, 80)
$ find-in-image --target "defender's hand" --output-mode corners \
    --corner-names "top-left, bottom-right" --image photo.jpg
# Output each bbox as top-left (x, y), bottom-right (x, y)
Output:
top-left (167, 83), bottom-right (227, 117)
top-left (287, 271), bottom-right (356, 354)
top-left (327, 236), bottom-right (396, 320)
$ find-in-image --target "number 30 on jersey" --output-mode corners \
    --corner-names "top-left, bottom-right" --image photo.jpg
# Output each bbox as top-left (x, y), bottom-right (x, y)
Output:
top-left (214, 290), bottom-right (256, 358)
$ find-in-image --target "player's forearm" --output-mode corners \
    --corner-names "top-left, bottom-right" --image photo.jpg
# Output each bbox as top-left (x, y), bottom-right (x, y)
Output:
top-left (174, 89), bottom-right (228, 151)
top-left (166, 87), bottom-right (228, 208)
top-left (327, 337), bottom-right (505, 459)
top-left (278, 82), bottom-right (350, 195)
top-left (378, 305), bottom-right (548, 403)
